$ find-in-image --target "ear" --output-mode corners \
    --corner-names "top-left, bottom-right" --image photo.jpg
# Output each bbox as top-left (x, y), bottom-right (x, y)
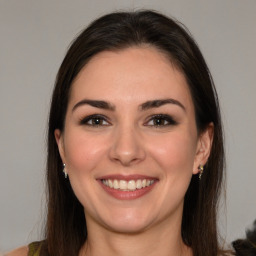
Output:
top-left (54, 129), bottom-right (66, 164)
top-left (193, 123), bottom-right (214, 175)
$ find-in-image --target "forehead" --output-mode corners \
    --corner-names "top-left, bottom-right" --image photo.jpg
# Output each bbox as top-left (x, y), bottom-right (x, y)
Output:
top-left (69, 47), bottom-right (193, 109)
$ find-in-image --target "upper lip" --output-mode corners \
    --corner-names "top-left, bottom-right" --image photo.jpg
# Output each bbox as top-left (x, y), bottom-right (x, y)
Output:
top-left (97, 174), bottom-right (158, 181)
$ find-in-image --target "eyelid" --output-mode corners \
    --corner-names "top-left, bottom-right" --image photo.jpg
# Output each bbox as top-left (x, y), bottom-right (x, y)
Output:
top-left (144, 114), bottom-right (178, 127)
top-left (79, 114), bottom-right (111, 126)
top-left (79, 113), bottom-right (177, 127)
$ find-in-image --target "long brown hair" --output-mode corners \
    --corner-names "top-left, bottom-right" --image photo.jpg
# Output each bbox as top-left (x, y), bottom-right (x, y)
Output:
top-left (43, 10), bottom-right (226, 256)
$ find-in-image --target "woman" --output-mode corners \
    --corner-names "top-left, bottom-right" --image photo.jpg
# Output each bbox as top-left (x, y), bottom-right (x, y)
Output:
top-left (7, 10), bottom-right (233, 256)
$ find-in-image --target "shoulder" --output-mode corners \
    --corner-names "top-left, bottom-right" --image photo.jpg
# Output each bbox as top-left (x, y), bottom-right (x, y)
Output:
top-left (4, 246), bottom-right (28, 256)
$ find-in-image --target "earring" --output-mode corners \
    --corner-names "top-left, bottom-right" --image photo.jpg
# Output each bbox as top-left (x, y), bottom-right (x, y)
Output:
top-left (63, 163), bottom-right (68, 178)
top-left (198, 165), bottom-right (204, 180)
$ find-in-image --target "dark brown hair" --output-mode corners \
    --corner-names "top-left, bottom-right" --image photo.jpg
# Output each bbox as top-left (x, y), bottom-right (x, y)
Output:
top-left (43, 10), bottom-right (226, 256)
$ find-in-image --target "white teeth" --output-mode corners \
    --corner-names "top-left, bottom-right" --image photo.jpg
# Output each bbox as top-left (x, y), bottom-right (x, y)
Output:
top-left (120, 180), bottom-right (128, 190)
top-left (113, 179), bottom-right (119, 189)
top-left (108, 180), bottom-right (113, 188)
top-left (136, 179), bottom-right (142, 189)
top-left (127, 180), bottom-right (136, 190)
top-left (142, 179), bottom-right (146, 188)
top-left (102, 178), bottom-right (155, 191)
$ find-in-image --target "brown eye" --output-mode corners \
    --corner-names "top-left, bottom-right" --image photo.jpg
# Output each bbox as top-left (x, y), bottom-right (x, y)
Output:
top-left (89, 117), bottom-right (105, 125)
top-left (146, 114), bottom-right (177, 127)
top-left (80, 115), bottom-right (110, 126)
top-left (152, 118), bottom-right (169, 126)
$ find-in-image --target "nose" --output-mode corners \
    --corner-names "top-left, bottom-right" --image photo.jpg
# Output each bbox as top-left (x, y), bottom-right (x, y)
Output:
top-left (109, 125), bottom-right (146, 166)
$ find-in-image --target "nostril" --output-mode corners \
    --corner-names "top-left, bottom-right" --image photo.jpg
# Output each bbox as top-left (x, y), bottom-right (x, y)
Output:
top-left (110, 146), bottom-right (146, 166)
top-left (112, 154), bottom-right (141, 166)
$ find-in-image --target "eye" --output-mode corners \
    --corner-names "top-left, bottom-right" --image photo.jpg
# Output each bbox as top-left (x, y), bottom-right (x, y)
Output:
top-left (145, 114), bottom-right (177, 127)
top-left (80, 114), bottom-right (110, 127)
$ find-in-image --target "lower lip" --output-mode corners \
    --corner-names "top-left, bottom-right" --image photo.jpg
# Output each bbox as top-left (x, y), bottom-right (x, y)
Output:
top-left (98, 180), bottom-right (157, 200)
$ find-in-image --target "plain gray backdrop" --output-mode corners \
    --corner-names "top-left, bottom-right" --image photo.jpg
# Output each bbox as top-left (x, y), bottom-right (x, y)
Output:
top-left (1, 0), bottom-right (255, 252)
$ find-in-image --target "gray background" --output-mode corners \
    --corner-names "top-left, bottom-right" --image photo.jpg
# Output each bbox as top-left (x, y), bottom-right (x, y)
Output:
top-left (1, 0), bottom-right (255, 252)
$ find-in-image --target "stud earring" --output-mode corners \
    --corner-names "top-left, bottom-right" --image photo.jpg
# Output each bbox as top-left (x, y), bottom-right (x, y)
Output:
top-left (63, 163), bottom-right (68, 178)
top-left (198, 165), bottom-right (204, 180)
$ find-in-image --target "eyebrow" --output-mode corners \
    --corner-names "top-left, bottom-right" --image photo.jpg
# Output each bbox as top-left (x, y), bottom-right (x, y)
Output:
top-left (72, 98), bottom-right (185, 112)
top-left (139, 99), bottom-right (186, 111)
top-left (72, 99), bottom-right (115, 112)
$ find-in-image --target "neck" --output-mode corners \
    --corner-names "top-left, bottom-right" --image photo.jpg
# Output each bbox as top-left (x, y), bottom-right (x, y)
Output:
top-left (80, 215), bottom-right (192, 256)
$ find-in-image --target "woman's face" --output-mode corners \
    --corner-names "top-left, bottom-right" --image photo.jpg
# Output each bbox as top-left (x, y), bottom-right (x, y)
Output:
top-left (55, 47), bottom-right (212, 234)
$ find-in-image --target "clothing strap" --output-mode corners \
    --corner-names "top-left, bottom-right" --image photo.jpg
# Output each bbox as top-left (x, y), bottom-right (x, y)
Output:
top-left (28, 242), bottom-right (41, 256)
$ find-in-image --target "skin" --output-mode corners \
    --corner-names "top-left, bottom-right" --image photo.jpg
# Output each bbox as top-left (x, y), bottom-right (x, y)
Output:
top-left (5, 246), bottom-right (28, 256)
top-left (6, 46), bottom-right (213, 256)
top-left (55, 47), bottom-right (213, 256)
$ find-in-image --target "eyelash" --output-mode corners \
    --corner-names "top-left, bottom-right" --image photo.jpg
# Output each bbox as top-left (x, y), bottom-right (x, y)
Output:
top-left (79, 114), bottom-right (177, 127)
top-left (79, 114), bottom-right (111, 126)
top-left (145, 114), bottom-right (178, 127)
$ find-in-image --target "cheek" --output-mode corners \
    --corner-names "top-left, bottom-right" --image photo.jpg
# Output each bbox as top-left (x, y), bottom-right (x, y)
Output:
top-left (147, 132), bottom-right (197, 176)
top-left (147, 132), bottom-right (198, 213)
top-left (64, 130), bottom-right (107, 174)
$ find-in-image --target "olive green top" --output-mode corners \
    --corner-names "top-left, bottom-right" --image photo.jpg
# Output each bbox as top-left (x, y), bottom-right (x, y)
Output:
top-left (28, 242), bottom-right (41, 256)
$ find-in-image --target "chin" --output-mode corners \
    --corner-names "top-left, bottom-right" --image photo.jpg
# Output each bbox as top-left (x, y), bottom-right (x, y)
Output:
top-left (99, 208), bottom-right (155, 234)
top-left (105, 219), bottom-right (152, 234)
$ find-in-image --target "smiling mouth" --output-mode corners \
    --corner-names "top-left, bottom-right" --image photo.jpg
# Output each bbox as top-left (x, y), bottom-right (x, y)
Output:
top-left (101, 179), bottom-right (155, 191)
top-left (98, 175), bottom-right (158, 200)
top-left (101, 179), bottom-right (156, 191)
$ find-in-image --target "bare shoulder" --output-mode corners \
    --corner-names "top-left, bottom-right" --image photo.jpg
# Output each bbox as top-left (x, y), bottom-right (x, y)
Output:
top-left (4, 246), bottom-right (28, 256)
